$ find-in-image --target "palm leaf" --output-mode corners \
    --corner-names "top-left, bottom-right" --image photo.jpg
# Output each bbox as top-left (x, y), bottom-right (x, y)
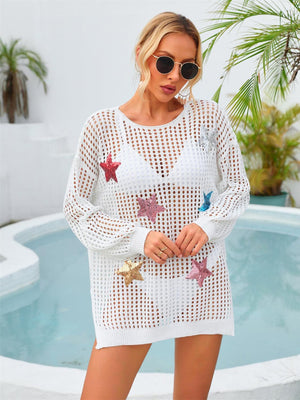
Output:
top-left (219, 0), bottom-right (251, 12)
top-left (212, 83), bottom-right (223, 103)
top-left (287, 0), bottom-right (300, 12)
top-left (228, 72), bottom-right (262, 127)
top-left (201, 0), bottom-right (300, 125)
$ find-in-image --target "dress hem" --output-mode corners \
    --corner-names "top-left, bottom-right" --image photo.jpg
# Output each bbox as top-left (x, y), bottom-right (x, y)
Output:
top-left (94, 319), bottom-right (234, 349)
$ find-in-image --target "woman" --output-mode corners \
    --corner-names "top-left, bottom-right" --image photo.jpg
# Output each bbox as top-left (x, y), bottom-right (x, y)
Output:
top-left (63, 11), bottom-right (250, 400)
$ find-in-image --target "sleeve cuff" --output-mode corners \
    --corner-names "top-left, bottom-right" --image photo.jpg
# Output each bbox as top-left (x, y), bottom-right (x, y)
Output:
top-left (129, 227), bottom-right (152, 256)
top-left (193, 217), bottom-right (216, 241)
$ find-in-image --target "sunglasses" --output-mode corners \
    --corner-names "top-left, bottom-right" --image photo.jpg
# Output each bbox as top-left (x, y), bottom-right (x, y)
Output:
top-left (152, 55), bottom-right (199, 80)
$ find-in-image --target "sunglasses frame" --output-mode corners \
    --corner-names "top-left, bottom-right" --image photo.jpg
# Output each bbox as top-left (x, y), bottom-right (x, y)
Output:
top-left (152, 55), bottom-right (199, 80)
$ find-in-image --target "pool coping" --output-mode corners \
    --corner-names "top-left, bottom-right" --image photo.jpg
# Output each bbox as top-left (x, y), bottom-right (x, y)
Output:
top-left (1, 354), bottom-right (299, 399)
top-left (0, 212), bottom-right (67, 297)
top-left (0, 206), bottom-right (300, 398)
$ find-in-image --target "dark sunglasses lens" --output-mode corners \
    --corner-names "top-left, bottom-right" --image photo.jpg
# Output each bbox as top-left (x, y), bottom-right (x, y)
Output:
top-left (181, 63), bottom-right (199, 80)
top-left (156, 56), bottom-right (174, 74)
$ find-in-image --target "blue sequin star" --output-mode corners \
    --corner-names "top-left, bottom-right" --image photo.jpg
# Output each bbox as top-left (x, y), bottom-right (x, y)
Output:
top-left (198, 191), bottom-right (213, 211)
top-left (198, 126), bottom-right (218, 151)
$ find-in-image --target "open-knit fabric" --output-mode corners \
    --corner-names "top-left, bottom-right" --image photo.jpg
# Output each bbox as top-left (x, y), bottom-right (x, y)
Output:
top-left (63, 99), bottom-right (250, 348)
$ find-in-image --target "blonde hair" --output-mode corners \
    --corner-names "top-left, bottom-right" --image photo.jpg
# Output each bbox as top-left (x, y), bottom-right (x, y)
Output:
top-left (135, 12), bottom-right (202, 101)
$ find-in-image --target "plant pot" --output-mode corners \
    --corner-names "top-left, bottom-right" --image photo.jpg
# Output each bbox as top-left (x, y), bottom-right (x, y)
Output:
top-left (250, 192), bottom-right (288, 207)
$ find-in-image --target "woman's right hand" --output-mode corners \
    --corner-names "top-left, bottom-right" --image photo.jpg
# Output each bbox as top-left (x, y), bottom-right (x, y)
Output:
top-left (144, 231), bottom-right (182, 264)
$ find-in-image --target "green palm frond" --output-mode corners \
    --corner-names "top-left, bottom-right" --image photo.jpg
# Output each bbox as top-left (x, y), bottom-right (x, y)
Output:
top-left (219, 0), bottom-right (251, 11)
top-left (203, 1), bottom-right (283, 39)
top-left (17, 49), bottom-right (48, 93)
top-left (201, 0), bottom-right (300, 125)
top-left (212, 83), bottom-right (223, 103)
top-left (228, 72), bottom-right (262, 127)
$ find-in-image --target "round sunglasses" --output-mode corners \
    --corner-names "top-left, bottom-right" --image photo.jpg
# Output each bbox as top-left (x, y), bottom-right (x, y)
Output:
top-left (152, 55), bottom-right (199, 80)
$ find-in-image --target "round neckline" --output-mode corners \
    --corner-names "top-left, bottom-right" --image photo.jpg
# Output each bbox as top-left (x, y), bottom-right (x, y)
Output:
top-left (116, 101), bottom-right (189, 129)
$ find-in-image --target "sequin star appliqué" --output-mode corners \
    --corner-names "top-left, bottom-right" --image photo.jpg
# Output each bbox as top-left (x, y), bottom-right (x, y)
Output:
top-left (198, 126), bottom-right (218, 152)
top-left (198, 191), bottom-right (213, 211)
top-left (100, 153), bottom-right (121, 182)
top-left (137, 193), bottom-right (165, 223)
top-left (186, 257), bottom-right (212, 287)
top-left (116, 260), bottom-right (144, 287)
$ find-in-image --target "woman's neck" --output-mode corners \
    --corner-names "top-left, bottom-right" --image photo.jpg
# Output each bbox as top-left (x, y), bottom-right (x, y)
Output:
top-left (119, 89), bottom-right (184, 126)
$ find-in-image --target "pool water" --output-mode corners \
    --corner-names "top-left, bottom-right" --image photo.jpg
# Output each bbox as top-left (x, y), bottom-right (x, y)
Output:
top-left (0, 227), bottom-right (299, 372)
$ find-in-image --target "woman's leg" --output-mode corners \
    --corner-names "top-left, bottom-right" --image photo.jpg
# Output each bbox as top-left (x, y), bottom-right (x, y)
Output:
top-left (173, 334), bottom-right (222, 400)
top-left (81, 339), bottom-right (151, 400)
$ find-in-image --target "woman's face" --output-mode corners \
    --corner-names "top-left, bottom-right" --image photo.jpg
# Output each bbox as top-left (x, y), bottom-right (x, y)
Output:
top-left (145, 32), bottom-right (197, 103)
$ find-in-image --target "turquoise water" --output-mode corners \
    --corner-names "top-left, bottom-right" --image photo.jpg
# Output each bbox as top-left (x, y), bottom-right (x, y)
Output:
top-left (0, 227), bottom-right (299, 372)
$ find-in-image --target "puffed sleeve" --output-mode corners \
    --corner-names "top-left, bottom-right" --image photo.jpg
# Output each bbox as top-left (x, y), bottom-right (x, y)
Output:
top-left (194, 101), bottom-right (250, 241)
top-left (63, 113), bottom-right (150, 257)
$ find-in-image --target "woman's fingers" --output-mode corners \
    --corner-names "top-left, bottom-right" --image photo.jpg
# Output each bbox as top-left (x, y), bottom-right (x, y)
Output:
top-left (152, 252), bottom-right (167, 264)
top-left (144, 231), bottom-right (182, 264)
top-left (177, 232), bottom-right (195, 257)
top-left (175, 228), bottom-right (193, 256)
top-left (143, 225), bottom-right (207, 263)
top-left (190, 235), bottom-right (208, 256)
top-left (175, 223), bottom-right (208, 257)
top-left (164, 237), bottom-right (182, 258)
top-left (190, 244), bottom-right (201, 257)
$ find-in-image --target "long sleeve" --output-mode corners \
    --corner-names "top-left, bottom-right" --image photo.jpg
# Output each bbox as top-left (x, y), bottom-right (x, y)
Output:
top-left (63, 113), bottom-right (150, 257)
top-left (194, 102), bottom-right (250, 242)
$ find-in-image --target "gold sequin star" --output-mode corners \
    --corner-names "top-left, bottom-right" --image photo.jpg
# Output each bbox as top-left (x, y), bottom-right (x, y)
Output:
top-left (116, 260), bottom-right (144, 286)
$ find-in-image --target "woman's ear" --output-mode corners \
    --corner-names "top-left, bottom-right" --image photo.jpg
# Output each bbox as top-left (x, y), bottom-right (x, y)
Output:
top-left (135, 46), bottom-right (141, 67)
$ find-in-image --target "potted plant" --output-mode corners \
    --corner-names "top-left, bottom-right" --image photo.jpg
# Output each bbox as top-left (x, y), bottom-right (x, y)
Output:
top-left (236, 102), bottom-right (300, 206)
top-left (0, 38), bottom-right (48, 123)
top-left (0, 39), bottom-right (48, 225)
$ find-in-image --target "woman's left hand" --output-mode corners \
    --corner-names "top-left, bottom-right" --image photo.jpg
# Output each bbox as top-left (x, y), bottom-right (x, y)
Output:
top-left (175, 223), bottom-right (208, 257)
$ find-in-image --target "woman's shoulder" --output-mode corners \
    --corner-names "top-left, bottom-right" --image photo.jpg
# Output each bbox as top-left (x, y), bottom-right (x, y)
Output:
top-left (190, 98), bottom-right (230, 122)
top-left (190, 98), bottom-right (220, 113)
top-left (84, 106), bottom-right (118, 125)
top-left (81, 106), bottom-right (119, 136)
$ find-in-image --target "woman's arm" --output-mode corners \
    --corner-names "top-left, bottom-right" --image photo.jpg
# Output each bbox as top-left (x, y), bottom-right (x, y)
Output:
top-left (193, 101), bottom-right (250, 242)
top-left (63, 113), bottom-right (150, 258)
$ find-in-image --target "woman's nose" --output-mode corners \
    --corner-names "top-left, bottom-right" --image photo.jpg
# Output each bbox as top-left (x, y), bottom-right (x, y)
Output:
top-left (168, 63), bottom-right (181, 81)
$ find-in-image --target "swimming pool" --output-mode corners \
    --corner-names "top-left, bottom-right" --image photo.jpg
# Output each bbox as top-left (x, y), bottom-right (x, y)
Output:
top-left (0, 206), bottom-right (300, 399)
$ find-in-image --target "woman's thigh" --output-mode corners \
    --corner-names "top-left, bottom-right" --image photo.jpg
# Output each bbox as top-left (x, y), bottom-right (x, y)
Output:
top-left (173, 334), bottom-right (222, 400)
top-left (81, 339), bottom-right (151, 400)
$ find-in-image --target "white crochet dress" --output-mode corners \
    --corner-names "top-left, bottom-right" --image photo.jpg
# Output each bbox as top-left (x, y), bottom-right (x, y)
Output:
top-left (63, 99), bottom-right (250, 349)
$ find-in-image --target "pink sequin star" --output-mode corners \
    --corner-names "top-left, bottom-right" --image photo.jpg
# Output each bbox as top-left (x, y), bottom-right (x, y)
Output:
top-left (137, 194), bottom-right (165, 223)
top-left (186, 257), bottom-right (212, 287)
top-left (100, 153), bottom-right (121, 182)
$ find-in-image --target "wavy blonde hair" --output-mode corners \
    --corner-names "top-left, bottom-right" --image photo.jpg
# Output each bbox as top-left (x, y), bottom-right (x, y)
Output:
top-left (135, 12), bottom-right (202, 101)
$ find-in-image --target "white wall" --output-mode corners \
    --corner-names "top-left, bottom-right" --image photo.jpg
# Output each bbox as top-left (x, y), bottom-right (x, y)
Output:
top-left (1, 0), bottom-right (299, 124)
top-left (0, 0), bottom-right (299, 223)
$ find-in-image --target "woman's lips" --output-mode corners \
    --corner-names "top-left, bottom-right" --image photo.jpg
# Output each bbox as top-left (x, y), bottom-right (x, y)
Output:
top-left (161, 85), bottom-right (176, 95)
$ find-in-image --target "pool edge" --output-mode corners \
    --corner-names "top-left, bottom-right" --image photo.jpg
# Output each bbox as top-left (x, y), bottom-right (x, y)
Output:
top-left (1, 354), bottom-right (299, 399)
